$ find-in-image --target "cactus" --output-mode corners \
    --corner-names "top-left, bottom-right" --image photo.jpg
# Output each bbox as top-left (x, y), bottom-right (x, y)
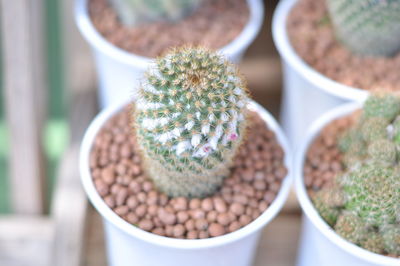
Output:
top-left (367, 139), bottom-right (396, 165)
top-left (381, 225), bottom-right (400, 255)
top-left (134, 47), bottom-right (249, 198)
top-left (109, 0), bottom-right (202, 26)
top-left (361, 232), bottom-right (385, 254)
top-left (312, 186), bottom-right (345, 226)
top-left (343, 164), bottom-right (399, 226)
top-left (326, 0), bottom-right (400, 56)
top-left (313, 93), bottom-right (400, 256)
top-left (363, 93), bottom-right (400, 121)
top-left (334, 211), bottom-right (367, 244)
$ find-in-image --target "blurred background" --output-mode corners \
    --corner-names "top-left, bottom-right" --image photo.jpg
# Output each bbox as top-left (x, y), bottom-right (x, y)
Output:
top-left (0, 0), bottom-right (281, 214)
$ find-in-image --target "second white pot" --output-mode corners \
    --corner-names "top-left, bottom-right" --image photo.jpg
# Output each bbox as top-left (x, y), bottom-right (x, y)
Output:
top-left (272, 0), bottom-right (368, 149)
top-left (295, 102), bottom-right (400, 266)
top-left (75, 0), bottom-right (264, 108)
top-left (80, 99), bottom-right (292, 266)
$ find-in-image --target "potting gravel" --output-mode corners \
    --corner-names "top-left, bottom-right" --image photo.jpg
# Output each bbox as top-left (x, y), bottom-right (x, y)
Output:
top-left (287, 0), bottom-right (400, 91)
top-left (89, 106), bottom-right (287, 239)
top-left (89, 0), bottom-right (249, 58)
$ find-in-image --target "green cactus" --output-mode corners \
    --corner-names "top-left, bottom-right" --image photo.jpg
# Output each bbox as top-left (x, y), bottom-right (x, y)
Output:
top-left (313, 93), bottom-right (400, 256)
top-left (381, 225), bottom-right (400, 255)
top-left (326, 0), bottom-right (400, 56)
top-left (367, 139), bottom-right (397, 165)
top-left (334, 211), bottom-right (367, 244)
top-left (109, 0), bottom-right (202, 26)
top-left (360, 117), bottom-right (388, 142)
top-left (363, 93), bottom-right (400, 121)
top-left (361, 232), bottom-right (385, 254)
top-left (312, 186), bottom-right (345, 226)
top-left (343, 164), bottom-right (399, 226)
top-left (134, 47), bottom-right (249, 198)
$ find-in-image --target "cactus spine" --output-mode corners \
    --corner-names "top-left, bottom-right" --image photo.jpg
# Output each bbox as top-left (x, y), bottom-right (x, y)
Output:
top-left (134, 47), bottom-right (249, 198)
top-left (109, 0), bottom-right (202, 26)
top-left (326, 0), bottom-right (400, 56)
top-left (312, 93), bottom-right (400, 256)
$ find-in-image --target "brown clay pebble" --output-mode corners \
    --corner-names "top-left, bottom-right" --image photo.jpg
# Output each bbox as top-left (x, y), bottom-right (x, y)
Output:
top-left (89, 0), bottom-right (250, 58)
top-left (187, 231), bottom-right (198, 239)
top-left (195, 219), bottom-right (209, 231)
top-left (173, 224), bottom-right (186, 238)
top-left (152, 228), bottom-right (165, 236)
top-left (89, 108), bottom-right (287, 239)
top-left (158, 209), bottom-right (177, 225)
top-left (208, 223), bottom-right (226, 237)
top-left (126, 213), bottom-right (139, 224)
top-left (228, 221), bottom-right (241, 233)
top-left (217, 213), bottom-right (231, 226)
top-left (198, 231), bottom-right (209, 239)
top-left (213, 197), bottom-right (227, 213)
top-left (201, 198), bottom-right (214, 212)
top-left (139, 219), bottom-right (154, 231)
top-left (230, 203), bottom-right (245, 216)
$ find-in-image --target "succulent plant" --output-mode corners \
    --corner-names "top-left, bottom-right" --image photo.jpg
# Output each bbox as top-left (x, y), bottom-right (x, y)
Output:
top-left (313, 93), bottom-right (400, 256)
top-left (109, 0), bottom-right (202, 26)
top-left (381, 224), bottom-right (400, 255)
top-left (326, 0), bottom-right (400, 57)
top-left (134, 47), bottom-right (249, 198)
top-left (334, 211), bottom-right (368, 245)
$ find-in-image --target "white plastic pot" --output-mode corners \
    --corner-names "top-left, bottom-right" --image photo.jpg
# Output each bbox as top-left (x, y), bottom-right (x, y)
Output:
top-left (80, 99), bottom-right (292, 266)
top-left (75, 0), bottom-right (264, 108)
top-left (295, 102), bottom-right (400, 266)
top-left (272, 0), bottom-right (369, 149)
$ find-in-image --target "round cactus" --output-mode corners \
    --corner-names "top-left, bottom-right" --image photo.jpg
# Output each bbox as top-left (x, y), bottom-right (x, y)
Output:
top-left (361, 232), bottom-right (385, 254)
top-left (343, 164), bottom-right (399, 226)
top-left (381, 224), bottom-right (400, 256)
top-left (326, 0), bottom-right (400, 56)
top-left (363, 93), bottom-right (400, 121)
top-left (367, 139), bottom-right (397, 165)
top-left (334, 211), bottom-right (367, 244)
top-left (360, 117), bottom-right (389, 142)
top-left (109, 0), bottom-right (202, 26)
top-left (312, 187), bottom-right (344, 226)
top-left (134, 47), bottom-right (249, 198)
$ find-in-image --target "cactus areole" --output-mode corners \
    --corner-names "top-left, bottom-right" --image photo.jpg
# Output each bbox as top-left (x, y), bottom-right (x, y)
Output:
top-left (134, 47), bottom-right (250, 198)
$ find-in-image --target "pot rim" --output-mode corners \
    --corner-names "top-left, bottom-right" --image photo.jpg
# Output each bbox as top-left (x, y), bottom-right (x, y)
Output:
top-left (80, 98), bottom-right (293, 250)
top-left (272, 0), bottom-right (369, 102)
top-left (294, 101), bottom-right (400, 265)
top-left (75, 0), bottom-right (264, 66)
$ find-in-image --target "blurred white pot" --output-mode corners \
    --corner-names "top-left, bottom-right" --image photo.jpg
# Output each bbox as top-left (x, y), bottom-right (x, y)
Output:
top-left (80, 99), bottom-right (292, 266)
top-left (75, 0), bottom-right (264, 108)
top-left (272, 0), bottom-right (368, 149)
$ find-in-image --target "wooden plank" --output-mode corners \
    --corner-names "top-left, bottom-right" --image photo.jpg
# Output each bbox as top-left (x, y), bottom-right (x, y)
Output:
top-left (0, 0), bottom-right (47, 214)
top-left (255, 214), bottom-right (301, 266)
top-left (61, 0), bottom-right (96, 94)
top-left (51, 90), bottom-right (97, 266)
top-left (83, 208), bottom-right (301, 266)
top-left (0, 215), bottom-right (53, 266)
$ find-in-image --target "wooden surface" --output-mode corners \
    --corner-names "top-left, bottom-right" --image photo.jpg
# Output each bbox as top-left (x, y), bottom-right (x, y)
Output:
top-left (83, 207), bottom-right (301, 266)
top-left (0, 0), bottom-right (47, 214)
top-left (0, 215), bottom-right (53, 266)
